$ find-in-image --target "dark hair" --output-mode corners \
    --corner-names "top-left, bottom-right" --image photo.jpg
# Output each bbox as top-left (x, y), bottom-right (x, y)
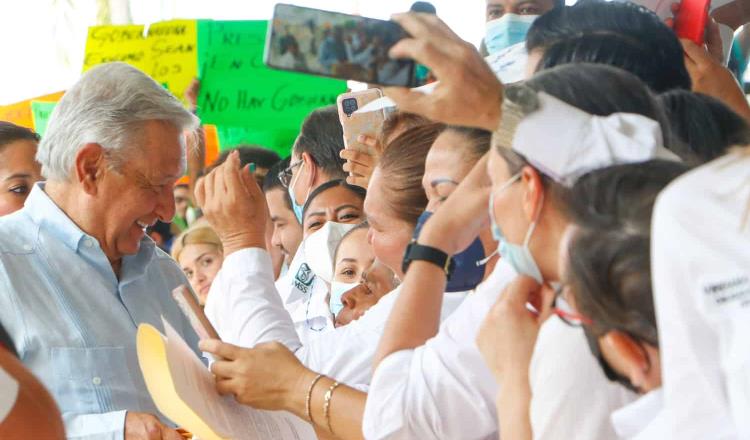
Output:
top-left (495, 63), bottom-right (672, 206)
top-left (527, 0), bottom-right (691, 92)
top-left (659, 90), bottom-right (750, 163)
top-left (209, 146), bottom-right (281, 172)
top-left (377, 123), bottom-right (445, 225)
top-left (565, 160), bottom-right (690, 347)
top-left (302, 179), bottom-right (367, 220)
top-left (293, 105), bottom-right (347, 180)
top-left (263, 157), bottom-right (293, 210)
top-left (444, 126), bottom-right (491, 163)
top-left (0, 122), bottom-right (40, 150)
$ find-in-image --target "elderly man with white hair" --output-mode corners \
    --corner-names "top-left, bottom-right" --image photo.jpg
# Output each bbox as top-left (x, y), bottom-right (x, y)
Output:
top-left (0, 62), bottom-right (201, 439)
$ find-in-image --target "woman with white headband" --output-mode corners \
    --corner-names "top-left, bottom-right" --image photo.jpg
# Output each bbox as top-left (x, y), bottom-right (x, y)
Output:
top-left (195, 62), bottom-right (677, 440)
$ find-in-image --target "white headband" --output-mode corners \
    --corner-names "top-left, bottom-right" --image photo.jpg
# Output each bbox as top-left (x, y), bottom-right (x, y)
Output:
top-left (496, 90), bottom-right (679, 186)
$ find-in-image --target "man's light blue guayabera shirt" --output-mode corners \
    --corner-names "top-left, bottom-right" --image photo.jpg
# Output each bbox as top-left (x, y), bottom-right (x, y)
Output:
top-left (0, 184), bottom-right (200, 439)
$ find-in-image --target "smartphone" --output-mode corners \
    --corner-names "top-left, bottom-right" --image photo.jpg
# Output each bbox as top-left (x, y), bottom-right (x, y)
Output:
top-left (172, 285), bottom-right (220, 341)
top-left (264, 3), bottom-right (419, 87)
top-left (337, 89), bottom-right (388, 155)
top-left (674, 0), bottom-right (710, 45)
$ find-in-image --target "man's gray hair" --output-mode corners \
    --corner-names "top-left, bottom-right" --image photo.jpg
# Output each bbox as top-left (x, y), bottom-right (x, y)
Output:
top-left (37, 62), bottom-right (199, 181)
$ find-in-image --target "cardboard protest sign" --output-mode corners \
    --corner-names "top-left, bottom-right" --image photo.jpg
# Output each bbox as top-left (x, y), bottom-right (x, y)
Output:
top-left (216, 125), bottom-right (297, 157)
top-left (0, 91), bottom-right (65, 130)
top-left (83, 24), bottom-right (150, 72)
top-left (30, 101), bottom-right (58, 137)
top-left (196, 20), bottom-right (347, 129)
top-left (83, 20), bottom-right (198, 104)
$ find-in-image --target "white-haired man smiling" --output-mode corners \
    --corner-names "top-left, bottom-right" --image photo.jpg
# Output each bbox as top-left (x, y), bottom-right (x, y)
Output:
top-left (0, 62), bottom-right (200, 439)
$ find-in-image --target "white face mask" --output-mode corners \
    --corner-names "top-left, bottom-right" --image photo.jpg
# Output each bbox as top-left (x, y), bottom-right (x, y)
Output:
top-left (303, 222), bottom-right (357, 284)
top-left (485, 14), bottom-right (539, 55)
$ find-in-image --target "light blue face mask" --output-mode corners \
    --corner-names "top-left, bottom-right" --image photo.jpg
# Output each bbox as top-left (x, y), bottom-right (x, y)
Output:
top-left (288, 162), bottom-right (307, 224)
top-left (488, 173), bottom-right (544, 283)
top-left (485, 14), bottom-right (539, 55)
top-left (329, 281), bottom-right (358, 316)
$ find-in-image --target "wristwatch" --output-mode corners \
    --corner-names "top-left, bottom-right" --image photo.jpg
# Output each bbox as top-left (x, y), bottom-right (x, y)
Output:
top-left (401, 239), bottom-right (454, 279)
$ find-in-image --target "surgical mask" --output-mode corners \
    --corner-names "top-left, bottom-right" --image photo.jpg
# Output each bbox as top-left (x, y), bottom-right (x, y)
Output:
top-left (485, 14), bottom-right (539, 55)
top-left (330, 281), bottom-right (358, 316)
top-left (488, 173), bottom-right (544, 283)
top-left (288, 162), bottom-right (307, 224)
top-left (303, 221), bottom-right (357, 284)
top-left (413, 211), bottom-right (487, 292)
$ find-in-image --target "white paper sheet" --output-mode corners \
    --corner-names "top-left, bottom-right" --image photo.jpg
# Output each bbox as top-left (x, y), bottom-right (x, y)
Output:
top-left (161, 318), bottom-right (316, 440)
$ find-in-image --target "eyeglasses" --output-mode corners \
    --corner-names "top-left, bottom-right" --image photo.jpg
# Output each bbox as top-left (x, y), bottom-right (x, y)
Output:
top-left (552, 284), bottom-right (593, 327)
top-left (278, 160), bottom-right (303, 188)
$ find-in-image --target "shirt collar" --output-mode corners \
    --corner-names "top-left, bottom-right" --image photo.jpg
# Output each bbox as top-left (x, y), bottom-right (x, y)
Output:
top-left (611, 388), bottom-right (664, 439)
top-left (25, 183), bottom-right (88, 251)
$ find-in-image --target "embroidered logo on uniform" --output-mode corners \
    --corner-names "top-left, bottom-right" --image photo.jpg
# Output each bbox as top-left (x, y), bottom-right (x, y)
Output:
top-left (702, 275), bottom-right (750, 308)
top-left (294, 263), bottom-right (315, 294)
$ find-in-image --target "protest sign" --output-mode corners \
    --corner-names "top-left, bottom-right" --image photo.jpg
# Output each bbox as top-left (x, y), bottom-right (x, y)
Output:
top-left (30, 101), bottom-right (58, 137)
top-left (216, 125), bottom-right (297, 157)
top-left (83, 20), bottom-right (198, 104)
top-left (196, 20), bottom-right (347, 129)
top-left (0, 91), bottom-right (65, 129)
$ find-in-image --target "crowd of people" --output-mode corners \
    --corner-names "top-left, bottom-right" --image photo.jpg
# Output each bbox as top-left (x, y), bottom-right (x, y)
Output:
top-left (1, 0), bottom-right (750, 439)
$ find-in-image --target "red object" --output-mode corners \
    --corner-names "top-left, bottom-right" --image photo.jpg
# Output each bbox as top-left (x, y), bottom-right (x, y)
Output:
top-left (674, 0), bottom-right (711, 45)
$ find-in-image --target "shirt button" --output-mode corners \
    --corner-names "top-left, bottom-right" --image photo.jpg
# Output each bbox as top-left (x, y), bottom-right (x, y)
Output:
top-left (22, 244), bottom-right (32, 251)
top-left (92, 376), bottom-right (102, 385)
top-left (84, 239), bottom-right (93, 248)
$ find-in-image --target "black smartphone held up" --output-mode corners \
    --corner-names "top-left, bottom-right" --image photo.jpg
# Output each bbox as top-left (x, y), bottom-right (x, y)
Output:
top-left (264, 3), bottom-right (418, 87)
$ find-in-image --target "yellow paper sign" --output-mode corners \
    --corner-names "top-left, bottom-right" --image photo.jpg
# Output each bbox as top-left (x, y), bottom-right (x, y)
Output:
top-left (143, 20), bottom-right (198, 103)
top-left (83, 20), bottom-right (197, 104)
top-left (83, 24), bottom-right (149, 72)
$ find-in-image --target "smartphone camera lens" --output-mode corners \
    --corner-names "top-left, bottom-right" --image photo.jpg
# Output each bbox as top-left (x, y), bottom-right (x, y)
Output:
top-left (342, 98), bottom-right (358, 117)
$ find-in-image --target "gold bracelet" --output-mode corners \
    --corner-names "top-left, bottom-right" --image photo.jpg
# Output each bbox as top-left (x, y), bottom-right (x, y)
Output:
top-left (305, 374), bottom-right (324, 424)
top-left (323, 381), bottom-right (341, 436)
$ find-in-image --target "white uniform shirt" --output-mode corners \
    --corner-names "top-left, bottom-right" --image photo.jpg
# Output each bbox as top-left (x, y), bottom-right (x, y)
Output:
top-left (530, 317), bottom-right (636, 440)
top-left (205, 248), bottom-right (467, 387)
top-left (652, 153), bottom-right (750, 439)
top-left (363, 260), bottom-right (634, 440)
top-left (610, 389), bottom-right (668, 440)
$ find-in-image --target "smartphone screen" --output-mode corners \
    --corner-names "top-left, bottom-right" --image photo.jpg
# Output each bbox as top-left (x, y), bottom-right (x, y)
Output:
top-left (265, 3), bottom-right (417, 87)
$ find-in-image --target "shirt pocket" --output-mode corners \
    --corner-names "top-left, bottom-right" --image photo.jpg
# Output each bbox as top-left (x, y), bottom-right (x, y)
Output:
top-left (50, 346), bottom-right (139, 414)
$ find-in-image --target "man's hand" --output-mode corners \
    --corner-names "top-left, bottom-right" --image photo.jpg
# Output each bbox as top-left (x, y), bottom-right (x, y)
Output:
top-left (476, 276), bottom-right (554, 385)
top-left (195, 150), bottom-right (268, 256)
top-left (200, 340), bottom-right (314, 415)
top-left (125, 412), bottom-right (182, 440)
top-left (384, 13), bottom-right (503, 131)
top-left (681, 38), bottom-right (750, 122)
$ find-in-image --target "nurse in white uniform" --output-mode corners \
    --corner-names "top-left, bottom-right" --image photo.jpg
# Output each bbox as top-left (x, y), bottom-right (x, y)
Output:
top-left (481, 159), bottom-right (687, 440)
top-left (198, 62), bottom-right (677, 440)
top-left (652, 149), bottom-right (750, 439)
top-left (201, 123), bottom-right (476, 389)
